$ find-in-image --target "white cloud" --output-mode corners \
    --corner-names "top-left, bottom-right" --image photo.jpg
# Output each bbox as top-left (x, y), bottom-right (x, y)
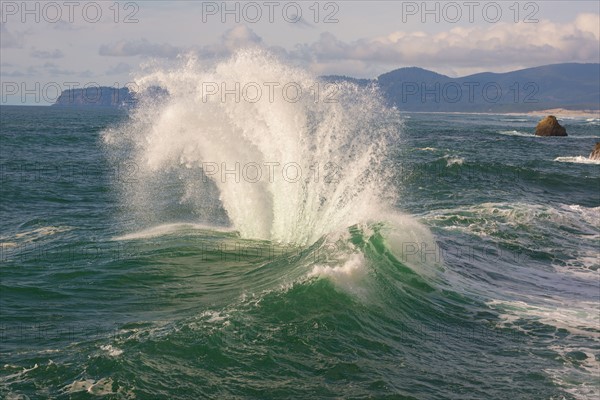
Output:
top-left (575, 13), bottom-right (600, 40)
top-left (289, 13), bottom-right (600, 76)
top-left (135, 14), bottom-right (597, 77)
top-left (31, 49), bottom-right (64, 59)
top-left (52, 19), bottom-right (85, 31)
top-left (193, 25), bottom-right (265, 58)
top-left (1, 66), bottom-right (40, 78)
top-left (98, 26), bottom-right (265, 61)
top-left (106, 62), bottom-right (131, 75)
top-left (42, 62), bottom-right (76, 76)
top-left (0, 23), bottom-right (24, 48)
top-left (99, 39), bottom-right (181, 58)
top-left (220, 25), bottom-right (262, 51)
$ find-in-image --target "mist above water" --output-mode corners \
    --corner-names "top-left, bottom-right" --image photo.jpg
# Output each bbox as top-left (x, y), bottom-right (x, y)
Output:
top-left (104, 50), bottom-right (403, 245)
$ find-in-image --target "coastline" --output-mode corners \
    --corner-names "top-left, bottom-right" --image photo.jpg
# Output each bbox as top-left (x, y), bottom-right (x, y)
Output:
top-left (401, 109), bottom-right (600, 119)
top-left (2, 104), bottom-right (598, 120)
top-left (522, 108), bottom-right (600, 119)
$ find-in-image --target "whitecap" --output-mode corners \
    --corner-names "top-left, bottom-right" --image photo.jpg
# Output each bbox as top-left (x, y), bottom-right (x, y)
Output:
top-left (554, 156), bottom-right (600, 165)
top-left (100, 344), bottom-right (123, 357)
top-left (113, 223), bottom-right (236, 240)
top-left (445, 156), bottom-right (464, 166)
top-left (497, 130), bottom-right (535, 137)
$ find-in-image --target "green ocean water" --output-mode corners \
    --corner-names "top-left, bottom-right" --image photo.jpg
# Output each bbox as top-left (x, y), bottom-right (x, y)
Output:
top-left (1, 85), bottom-right (599, 398)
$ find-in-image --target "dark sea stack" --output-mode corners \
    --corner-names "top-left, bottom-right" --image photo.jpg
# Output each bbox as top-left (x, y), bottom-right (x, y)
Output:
top-left (590, 143), bottom-right (600, 160)
top-left (535, 115), bottom-right (568, 136)
top-left (53, 87), bottom-right (135, 108)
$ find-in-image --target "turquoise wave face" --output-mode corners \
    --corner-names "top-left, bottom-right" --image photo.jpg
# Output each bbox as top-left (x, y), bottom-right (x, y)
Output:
top-left (1, 99), bottom-right (599, 397)
top-left (1, 218), bottom-right (590, 399)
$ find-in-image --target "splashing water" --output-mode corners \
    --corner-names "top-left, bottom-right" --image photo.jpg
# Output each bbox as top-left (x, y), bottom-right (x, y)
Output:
top-left (103, 50), bottom-right (402, 245)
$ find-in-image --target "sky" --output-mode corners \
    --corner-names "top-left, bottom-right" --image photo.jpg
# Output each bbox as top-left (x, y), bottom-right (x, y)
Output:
top-left (1, 0), bottom-right (599, 105)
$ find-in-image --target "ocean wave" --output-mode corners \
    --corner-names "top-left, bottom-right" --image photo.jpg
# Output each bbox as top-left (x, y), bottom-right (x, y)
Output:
top-left (103, 49), bottom-right (401, 246)
top-left (424, 202), bottom-right (599, 237)
top-left (14, 226), bottom-right (71, 239)
top-left (501, 118), bottom-right (530, 122)
top-left (436, 154), bottom-right (465, 167)
top-left (308, 252), bottom-right (370, 298)
top-left (497, 130), bottom-right (535, 137)
top-left (563, 204), bottom-right (600, 226)
top-left (489, 299), bottom-right (600, 400)
top-left (554, 156), bottom-right (600, 165)
top-left (415, 147), bottom-right (437, 151)
top-left (100, 344), bottom-right (123, 357)
top-left (585, 118), bottom-right (600, 126)
top-left (488, 298), bottom-right (599, 340)
top-left (0, 226), bottom-right (72, 248)
top-left (557, 252), bottom-right (599, 278)
top-left (113, 223), bottom-right (237, 241)
top-left (422, 202), bottom-right (599, 282)
top-left (444, 156), bottom-right (464, 167)
top-left (61, 378), bottom-right (125, 397)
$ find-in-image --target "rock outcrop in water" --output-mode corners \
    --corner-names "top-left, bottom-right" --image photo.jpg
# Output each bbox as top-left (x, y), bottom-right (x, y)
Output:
top-left (53, 87), bottom-right (135, 108)
top-left (52, 86), bottom-right (168, 108)
top-left (535, 115), bottom-right (568, 136)
top-left (590, 143), bottom-right (600, 160)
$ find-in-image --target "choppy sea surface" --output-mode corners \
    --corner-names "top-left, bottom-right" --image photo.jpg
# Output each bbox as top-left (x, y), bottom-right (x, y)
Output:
top-left (1, 55), bottom-right (599, 399)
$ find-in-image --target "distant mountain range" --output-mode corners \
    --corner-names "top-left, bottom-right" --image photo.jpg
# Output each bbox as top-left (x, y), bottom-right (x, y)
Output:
top-left (325, 63), bottom-right (600, 112)
top-left (52, 63), bottom-right (599, 112)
